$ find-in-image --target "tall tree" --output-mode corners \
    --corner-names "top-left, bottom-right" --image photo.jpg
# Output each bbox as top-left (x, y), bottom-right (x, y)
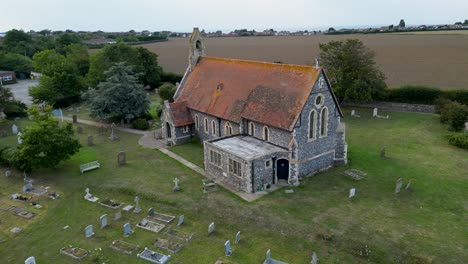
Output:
top-left (13, 106), bottom-right (81, 173)
top-left (3, 29), bottom-right (36, 57)
top-left (399, 19), bottom-right (406, 28)
top-left (0, 52), bottom-right (33, 78)
top-left (65, 44), bottom-right (90, 76)
top-left (319, 39), bottom-right (387, 102)
top-left (83, 62), bottom-right (150, 122)
top-left (55, 33), bottom-right (82, 54)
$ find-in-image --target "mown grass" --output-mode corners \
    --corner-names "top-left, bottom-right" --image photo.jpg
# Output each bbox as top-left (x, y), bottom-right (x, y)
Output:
top-left (0, 108), bottom-right (466, 263)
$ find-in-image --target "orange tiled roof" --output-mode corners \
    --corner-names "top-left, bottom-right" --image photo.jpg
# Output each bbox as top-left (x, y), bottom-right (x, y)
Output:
top-left (177, 56), bottom-right (322, 131)
top-left (168, 100), bottom-right (194, 127)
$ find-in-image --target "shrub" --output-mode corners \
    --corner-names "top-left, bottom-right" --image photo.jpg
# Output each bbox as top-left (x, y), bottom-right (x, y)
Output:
top-left (443, 89), bottom-right (468, 106)
top-left (447, 133), bottom-right (468, 149)
top-left (160, 71), bottom-right (183, 85)
top-left (3, 100), bottom-right (27, 119)
top-left (440, 101), bottom-right (468, 131)
top-left (132, 118), bottom-right (150, 130)
top-left (158, 82), bottom-right (177, 102)
top-left (386, 85), bottom-right (442, 104)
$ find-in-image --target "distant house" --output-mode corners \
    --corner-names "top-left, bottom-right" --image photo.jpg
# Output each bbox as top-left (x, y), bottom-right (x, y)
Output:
top-left (0, 71), bottom-right (17, 85)
top-left (161, 28), bottom-right (347, 194)
top-left (84, 37), bottom-right (116, 45)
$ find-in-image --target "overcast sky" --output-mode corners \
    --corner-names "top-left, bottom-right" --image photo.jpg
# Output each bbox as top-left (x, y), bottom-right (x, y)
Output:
top-left (1, 0), bottom-right (467, 32)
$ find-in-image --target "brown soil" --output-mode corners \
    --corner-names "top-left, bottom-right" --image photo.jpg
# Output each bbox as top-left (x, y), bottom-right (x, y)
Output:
top-left (138, 34), bottom-right (468, 89)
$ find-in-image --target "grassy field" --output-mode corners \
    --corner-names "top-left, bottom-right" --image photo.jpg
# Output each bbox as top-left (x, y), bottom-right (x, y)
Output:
top-left (392, 30), bottom-right (468, 35)
top-left (0, 108), bottom-right (466, 263)
top-left (137, 35), bottom-right (468, 90)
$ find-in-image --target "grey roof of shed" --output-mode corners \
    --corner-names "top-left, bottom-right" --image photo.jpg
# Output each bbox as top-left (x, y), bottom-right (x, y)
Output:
top-left (210, 136), bottom-right (287, 160)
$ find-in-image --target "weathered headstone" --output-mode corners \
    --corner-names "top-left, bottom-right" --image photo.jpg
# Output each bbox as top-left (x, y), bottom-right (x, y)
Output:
top-left (109, 123), bottom-right (118, 141)
top-left (84, 187), bottom-right (99, 202)
top-left (23, 183), bottom-right (33, 192)
top-left (225, 240), bottom-right (233, 256)
top-left (114, 211), bottom-right (122, 221)
top-left (5, 169), bottom-right (11, 177)
top-left (173, 177), bottom-right (181, 192)
top-left (17, 132), bottom-right (22, 144)
top-left (123, 223), bottom-right (132, 237)
top-left (72, 114), bottom-right (77, 123)
top-left (87, 135), bottom-right (94, 146)
top-left (77, 126), bottom-right (83, 134)
top-left (100, 214), bottom-right (108, 229)
top-left (117, 151), bottom-right (126, 165)
top-left (84, 225), bottom-right (94, 238)
top-left (311, 252), bottom-right (318, 264)
top-left (133, 196), bottom-right (141, 213)
top-left (351, 110), bottom-right (360, 117)
top-left (235, 231), bottom-right (241, 244)
top-left (349, 188), bottom-right (356, 199)
top-left (373, 108), bottom-right (378, 117)
top-left (24, 256), bottom-right (36, 264)
top-left (208, 222), bottom-right (215, 235)
top-left (395, 178), bottom-right (403, 194)
top-left (148, 207), bottom-right (155, 217)
top-left (177, 215), bottom-right (184, 226)
top-left (12, 124), bottom-right (18, 134)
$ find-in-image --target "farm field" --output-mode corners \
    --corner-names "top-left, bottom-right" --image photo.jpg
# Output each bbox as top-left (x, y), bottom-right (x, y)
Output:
top-left (0, 108), bottom-right (466, 263)
top-left (138, 34), bottom-right (468, 90)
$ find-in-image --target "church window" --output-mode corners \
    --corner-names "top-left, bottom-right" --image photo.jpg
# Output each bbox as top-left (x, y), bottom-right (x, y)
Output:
top-left (225, 122), bottom-right (233, 136)
top-left (229, 158), bottom-right (242, 177)
top-left (308, 110), bottom-right (317, 140)
top-left (265, 159), bottom-right (271, 168)
top-left (183, 125), bottom-right (189, 133)
top-left (263, 126), bottom-right (269, 141)
top-left (211, 120), bottom-right (217, 136)
top-left (315, 94), bottom-right (324, 107)
top-left (195, 115), bottom-right (199, 129)
top-left (204, 118), bottom-right (208, 133)
top-left (248, 122), bottom-right (255, 136)
top-left (320, 107), bottom-right (329, 137)
top-left (210, 150), bottom-right (222, 167)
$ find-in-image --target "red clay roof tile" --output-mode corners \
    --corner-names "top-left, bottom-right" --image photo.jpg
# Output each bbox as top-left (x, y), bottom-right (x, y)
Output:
top-left (168, 100), bottom-right (194, 127)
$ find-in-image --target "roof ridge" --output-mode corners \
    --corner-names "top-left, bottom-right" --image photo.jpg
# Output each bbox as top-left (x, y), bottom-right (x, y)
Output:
top-left (201, 56), bottom-right (322, 71)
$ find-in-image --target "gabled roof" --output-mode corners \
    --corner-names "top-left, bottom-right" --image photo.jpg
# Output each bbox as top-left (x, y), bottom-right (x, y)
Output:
top-left (168, 100), bottom-right (193, 127)
top-left (177, 56), bottom-right (324, 131)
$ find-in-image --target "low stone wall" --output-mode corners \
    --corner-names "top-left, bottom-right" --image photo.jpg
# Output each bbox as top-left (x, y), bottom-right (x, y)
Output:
top-left (342, 101), bottom-right (435, 114)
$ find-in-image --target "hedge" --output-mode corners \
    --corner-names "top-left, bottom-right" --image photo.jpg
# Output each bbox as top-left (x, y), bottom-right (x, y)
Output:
top-left (386, 85), bottom-right (468, 106)
top-left (447, 133), bottom-right (468, 150)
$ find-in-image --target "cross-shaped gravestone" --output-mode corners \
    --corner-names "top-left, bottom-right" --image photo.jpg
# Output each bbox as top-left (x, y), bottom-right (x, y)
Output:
top-left (84, 225), bottom-right (94, 238)
top-left (148, 207), bottom-right (154, 217)
top-left (133, 196), bottom-right (141, 213)
top-left (311, 252), bottom-right (318, 264)
top-left (225, 240), bottom-right (233, 256)
top-left (177, 215), bottom-right (184, 226)
top-left (173, 177), bottom-right (181, 192)
top-left (123, 223), bottom-right (132, 237)
top-left (349, 188), bottom-right (356, 199)
top-left (24, 256), bottom-right (36, 264)
top-left (100, 214), bottom-right (108, 229)
top-left (208, 222), bottom-right (215, 235)
top-left (114, 211), bottom-right (122, 221)
top-left (395, 178), bottom-right (403, 194)
top-left (235, 231), bottom-right (241, 244)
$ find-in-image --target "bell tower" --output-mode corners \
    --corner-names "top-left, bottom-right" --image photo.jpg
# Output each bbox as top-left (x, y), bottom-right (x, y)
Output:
top-left (188, 27), bottom-right (206, 70)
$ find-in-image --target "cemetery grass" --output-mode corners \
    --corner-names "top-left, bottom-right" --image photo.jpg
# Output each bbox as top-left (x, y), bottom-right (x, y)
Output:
top-left (0, 108), bottom-right (466, 263)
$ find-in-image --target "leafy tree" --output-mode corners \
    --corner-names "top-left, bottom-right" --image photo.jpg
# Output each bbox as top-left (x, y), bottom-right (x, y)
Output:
top-left (319, 39), bottom-right (387, 102)
top-left (0, 84), bottom-right (14, 112)
top-left (0, 52), bottom-right (33, 78)
top-left (3, 29), bottom-right (36, 57)
top-left (30, 50), bottom-right (85, 106)
top-left (440, 100), bottom-right (468, 131)
top-left (464, 20), bottom-right (468, 25)
top-left (13, 106), bottom-right (81, 172)
top-left (55, 33), bottom-right (82, 54)
top-left (399, 19), bottom-right (406, 28)
top-left (158, 82), bottom-right (176, 102)
top-left (86, 42), bottom-right (161, 88)
top-left (83, 63), bottom-right (150, 122)
top-left (65, 44), bottom-right (90, 76)
top-left (33, 35), bottom-right (56, 52)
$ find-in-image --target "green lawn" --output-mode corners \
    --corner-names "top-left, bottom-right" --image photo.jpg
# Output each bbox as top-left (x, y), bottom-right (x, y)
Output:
top-left (169, 138), bottom-right (205, 168)
top-left (0, 108), bottom-right (466, 263)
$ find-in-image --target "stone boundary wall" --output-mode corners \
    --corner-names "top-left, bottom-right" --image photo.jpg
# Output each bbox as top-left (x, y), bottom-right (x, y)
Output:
top-left (342, 101), bottom-right (435, 114)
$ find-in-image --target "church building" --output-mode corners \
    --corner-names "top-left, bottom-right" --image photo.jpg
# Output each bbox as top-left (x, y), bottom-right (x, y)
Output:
top-left (161, 28), bottom-right (347, 193)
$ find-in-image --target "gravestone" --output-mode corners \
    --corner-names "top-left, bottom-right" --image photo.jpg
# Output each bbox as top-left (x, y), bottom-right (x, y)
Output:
top-left (380, 148), bottom-right (386, 159)
top-left (77, 126), bottom-right (83, 134)
top-left (84, 187), bottom-right (99, 202)
top-left (12, 124), bottom-right (18, 134)
top-left (266, 249), bottom-right (272, 262)
top-left (177, 215), bottom-right (184, 226)
top-left (173, 177), bottom-right (181, 192)
top-left (117, 151), bottom-right (126, 165)
top-left (23, 183), bottom-right (33, 192)
top-left (405, 180), bottom-right (412, 191)
top-left (84, 225), bottom-right (94, 238)
top-left (87, 135), bottom-right (94, 146)
top-left (114, 211), bottom-right (122, 221)
top-left (349, 188), bottom-right (356, 199)
top-left (109, 123), bottom-right (118, 141)
top-left (395, 178), bottom-right (403, 194)
top-left (5, 169), bottom-right (11, 177)
top-left (24, 256), bottom-right (36, 264)
top-left (72, 115), bottom-right (77, 123)
top-left (235, 231), bottom-right (241, 244)
top-left (373, 108), bottom-right (378, 117)
top-left (123, 223), bottom-right (132, 237)
top-left (17, 132), bottom-right (22, 144)
top-left (148, 208), bottom-right (155, 217)
top-left (100, 214), bottom-right (108, 229)
top-left (10, 227), bottom-right (22, 234)
top-left (133, 196), bottom-right (141, 213)
top-left (311, 252), bottom-right (318, 264)
top-left (208, 222), bottom-right (215, 235)
top-left (122, 205), bottom-right (134, 212)
top-left (225, 240), bottom-right (233, 256)
top-left (350, 110), bottom-right (360, 117)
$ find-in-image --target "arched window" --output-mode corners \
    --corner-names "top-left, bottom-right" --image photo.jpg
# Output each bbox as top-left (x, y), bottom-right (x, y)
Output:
top-left (308, 110), bottom-right (317, 140)
top-left (320, 107), bottom-right (328, 137)
top-left (211, 120), bottom-right (217, 136)
top-left (225, 122), bottom-right (233, 136)
top-left (195, 115), bottom-right (199, 129)
top-left (248, 122), bottom-right (255, 136)
top-left (204, 118), bottom-right (208, 133)
top-left (263, 126), bottom-right (269, 141)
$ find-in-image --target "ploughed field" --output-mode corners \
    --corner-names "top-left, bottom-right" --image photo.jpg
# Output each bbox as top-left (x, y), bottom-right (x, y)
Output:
top-left (138, 34), bottom-right (468, 89)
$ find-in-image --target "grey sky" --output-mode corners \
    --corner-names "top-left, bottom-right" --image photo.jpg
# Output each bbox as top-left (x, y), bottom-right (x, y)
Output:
top-left (1, 0), bottom-right (467, 32)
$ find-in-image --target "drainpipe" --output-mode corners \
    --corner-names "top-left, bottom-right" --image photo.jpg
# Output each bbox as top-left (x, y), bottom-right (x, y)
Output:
top-left (272, 156), bottom-right (277, 184)
top-left (251, 161), bottom-right (255, 193)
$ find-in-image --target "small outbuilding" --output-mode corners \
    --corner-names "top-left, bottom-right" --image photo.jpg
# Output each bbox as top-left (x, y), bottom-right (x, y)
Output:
top-left (0, 71), bottom-right (17, 85)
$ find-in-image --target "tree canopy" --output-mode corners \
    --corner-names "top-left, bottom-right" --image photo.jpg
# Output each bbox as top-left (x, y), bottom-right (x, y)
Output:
top-left (319, 39), bottom-right (387, 102)
top-left (158, 82), bottom-right (176, 102)
top-left (3, 29), bottom-right (36, 57)
top-left (83, 62), bottom-right (150, 122)
top-left (0, 52), bottom-right (33, 77)
top-left (86, 42), bottom-right (161, 88)
top-left (399, 19), bottom-right (406, 28)
top-left (13, 106), bottom-right (81, 172)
